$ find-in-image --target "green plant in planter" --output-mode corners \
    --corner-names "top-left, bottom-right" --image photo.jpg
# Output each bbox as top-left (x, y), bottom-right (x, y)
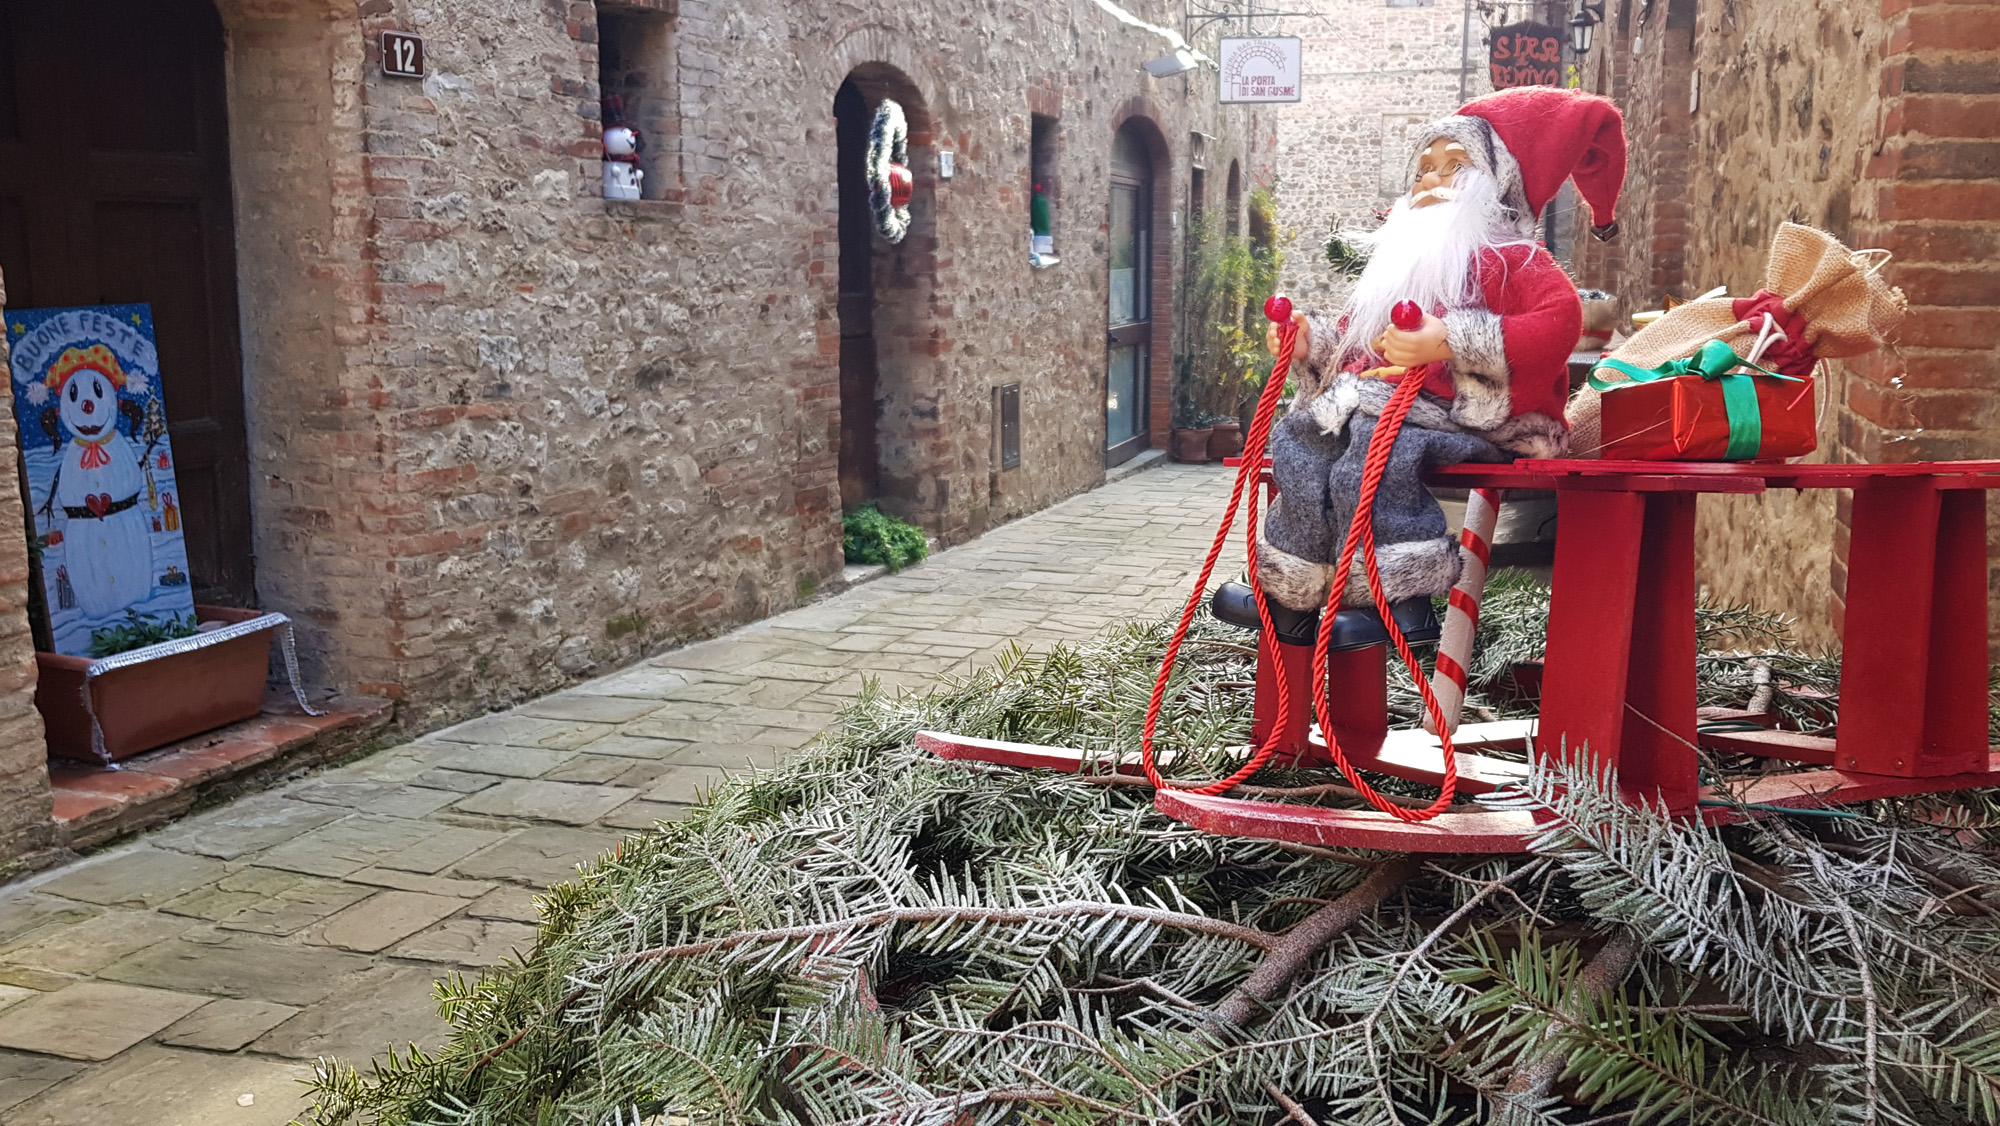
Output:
top-left (842, 504), bottom-right (928, 573)
top-left (86, 609), bottom-right (200, 658)
top-left (1178, 186), bottom-right (1286, 426)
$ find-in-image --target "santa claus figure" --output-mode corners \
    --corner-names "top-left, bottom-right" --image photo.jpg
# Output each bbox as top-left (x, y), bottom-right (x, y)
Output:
top-left (1246, 87), bottom-right (1626, 646)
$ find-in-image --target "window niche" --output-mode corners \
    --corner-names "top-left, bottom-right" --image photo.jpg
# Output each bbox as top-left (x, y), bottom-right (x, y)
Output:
top-left (1225, 160), bottom-right (1242, 237)
top-left (1029, 113), bottom-right (1059, 261)
top-left (594, 2), bottom-right (675, 201)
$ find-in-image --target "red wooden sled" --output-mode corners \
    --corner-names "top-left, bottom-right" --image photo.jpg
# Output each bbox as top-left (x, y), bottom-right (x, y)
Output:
top-left (920, 458), bottom-right (2000, 854)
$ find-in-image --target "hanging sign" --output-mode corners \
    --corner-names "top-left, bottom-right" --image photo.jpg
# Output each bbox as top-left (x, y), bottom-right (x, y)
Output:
top-left (1219, 37), bottom-right (1303, 103)
top-left (1489, 22), bottom-right (1563, 89)
top-left (5, 305), bottom-right (197, 657)
top-left (381, 31), bottom-right (425, 79)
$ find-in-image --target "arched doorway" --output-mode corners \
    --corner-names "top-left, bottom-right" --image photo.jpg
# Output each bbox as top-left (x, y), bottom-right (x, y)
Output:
top-left (0, 0), bottom-right (254, 607)
top-left (832, 78), bottom-right (881, 510)
top-left (1105, 122), bottom-right (1156, 466)
top-left (832, 65), bottom-right (936, 519)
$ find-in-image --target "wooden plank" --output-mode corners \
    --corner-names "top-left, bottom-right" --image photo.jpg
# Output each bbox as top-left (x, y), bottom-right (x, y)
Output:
top-left (916, 731), bottom-right (1147, 775)
top-left (1836, 478), bottom-right (1941, 776)
top-left (1156, 790), bottom-right (1540, 853)
top-left (1698, 728), bottom-right (1836, 766)
top-left (1718, 753), bottom-right (2000, 813)
top-left (1536, 490), bottom-right (1646, 778)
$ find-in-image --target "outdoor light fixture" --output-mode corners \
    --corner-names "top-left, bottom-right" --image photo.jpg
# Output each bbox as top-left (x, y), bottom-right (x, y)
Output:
top-left (1143, 48), bottom-right (1201, 78)
top-left (1570, 1), bottom-right (1605, 54)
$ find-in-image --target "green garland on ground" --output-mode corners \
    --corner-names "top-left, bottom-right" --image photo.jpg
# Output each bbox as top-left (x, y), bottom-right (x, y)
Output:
top-left (304, 581), bottom-right (2000, 1126)
top-left (842, 504), bottom-right (929, 573)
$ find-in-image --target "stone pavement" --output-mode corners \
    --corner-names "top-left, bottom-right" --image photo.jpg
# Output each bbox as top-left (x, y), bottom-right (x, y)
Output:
top-left (0, 460), bottom-right (1237, 1125)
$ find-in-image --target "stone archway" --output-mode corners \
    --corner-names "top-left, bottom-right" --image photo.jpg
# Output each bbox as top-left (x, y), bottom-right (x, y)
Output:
top-left (830, 63), bottom-right (941, 526)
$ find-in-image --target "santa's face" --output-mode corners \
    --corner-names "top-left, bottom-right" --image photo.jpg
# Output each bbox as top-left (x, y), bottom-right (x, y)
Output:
top-left (1411, 138), bottom-right (1473, 209)
top-left (57, 370), bottom-right (117, 440)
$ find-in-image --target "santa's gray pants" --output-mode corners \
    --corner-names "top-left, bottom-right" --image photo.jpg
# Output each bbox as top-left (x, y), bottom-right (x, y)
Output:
top-left (1257, 402), bottom-right (1503, 612)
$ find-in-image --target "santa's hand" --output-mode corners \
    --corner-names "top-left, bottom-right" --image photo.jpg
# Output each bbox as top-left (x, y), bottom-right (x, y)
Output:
top-left (1376, 313), bottom-right (1453, 367)
top-left (1265, 311), bottom-right (1308, 358)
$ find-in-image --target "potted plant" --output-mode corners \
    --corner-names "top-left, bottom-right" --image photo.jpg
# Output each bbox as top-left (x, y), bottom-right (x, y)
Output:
top-left (1206, 414), bottom-right (1244, 459)
top-left (1169, 398), bottom-right (1214, 463)
top-left (35, 606), bottom-right (311, 764)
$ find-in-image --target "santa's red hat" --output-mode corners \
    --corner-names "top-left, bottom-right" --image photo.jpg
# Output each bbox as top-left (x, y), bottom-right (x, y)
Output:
top-left (1413, 87), bottom-right (1627, 235)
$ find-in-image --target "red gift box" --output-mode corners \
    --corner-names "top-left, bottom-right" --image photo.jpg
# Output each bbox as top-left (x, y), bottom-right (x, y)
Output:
top-left (1595, 361), bottom-right (1817, 461)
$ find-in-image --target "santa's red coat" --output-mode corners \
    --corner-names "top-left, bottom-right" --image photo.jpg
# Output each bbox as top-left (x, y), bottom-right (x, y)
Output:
top-left (1410, 242), bottom-right (1582, 427)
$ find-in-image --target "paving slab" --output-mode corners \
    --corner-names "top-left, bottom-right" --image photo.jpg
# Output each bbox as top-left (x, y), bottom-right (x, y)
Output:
top-left (0, 897), bottom-right (98, 946)
top-left (452, 779), bottom-right (637, 825)
top-left (513, 693), bottom-right (665, 724)
top-left (430, 714), bottom-right (612, 750)
top-left (250, 962), bottom-right (453, 1061)
top-left (391, 917), bottom-right (541, 967)
top-left (422, 743), bottom-right (578, 779)
top-left (575, 733), bottom-right (688, 760)
top-left (35, 849), bottom-right (228, 909)
top-left (372, 824), bottom-right (511, 875)
top-left (159, 866), bottom-right (302, 921)
top-left (158, 998), bottom-right (300, 1051)
top-left (0, 908), bottom-right (190, 975)
top-left (6, 1043), bottom-right (314, 1126)
top-left (0, 982), bottom-right (209, 1060)
top-left (450, 827), bottom-right (623, 885)
top-left (465, 885), bottom-right (543, 924)
top-left (600, 800), bottom-right (694, 830)
top-left (217, 874), bottom-right (376, 936)
top-left (148, 795), bottom-right (348, 860)
top-left (0, 1050), bottom-right (84, 1114)
top-left (254, 816), bottom-right (448, 878)
top-left (98, 931), bottom-right (374, 1007)
top-left (307, 891), bottom-right (465, 953)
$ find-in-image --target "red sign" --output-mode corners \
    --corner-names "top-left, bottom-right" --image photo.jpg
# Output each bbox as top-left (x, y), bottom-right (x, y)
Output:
top-left (1489, 22), bottom-right (1562, 89)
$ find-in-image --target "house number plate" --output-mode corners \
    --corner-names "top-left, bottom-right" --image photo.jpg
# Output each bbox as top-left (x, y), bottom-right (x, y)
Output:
top-left (381, 31), bottom-right (425, 79)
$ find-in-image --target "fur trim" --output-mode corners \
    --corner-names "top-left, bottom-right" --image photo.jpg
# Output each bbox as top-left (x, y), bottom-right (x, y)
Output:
top-left (1295, 312), bottom-right (1345, 401)
top-left (1407, 116), bottom-right (1537, 235)
top-left (1339, 536), bottom-right (1463, 607)
top-left (1474, 410), bottom-right (1569, 458)
top-left (1257, 536), bottom-right (1337, 612)
top-left (1260, 535), bottom-right (1465, 610)
top-left (1305, 373), bottom-right (1365, 435)
top-left (1308, 372), bottom-right (1461, 435)
top-left (1441, 307), bottom-right (1513, 432)
top-left (867, 100), bottom-right (911, 243)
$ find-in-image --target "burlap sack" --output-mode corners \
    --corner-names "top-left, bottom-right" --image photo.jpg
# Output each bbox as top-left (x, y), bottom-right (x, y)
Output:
top-left (1567, 222), bottom-right (1906, 457)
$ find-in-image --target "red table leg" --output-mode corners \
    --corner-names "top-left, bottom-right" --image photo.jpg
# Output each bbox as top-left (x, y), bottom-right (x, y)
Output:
top-left (1618, 493), bottom-right (1700, 811)
top-left (1922, 489), bottom-right (1989, 774)
top-left (1537, 489), bottom-right (1647, 778)
top-left (1837, 479), bottom-right (1946, 776)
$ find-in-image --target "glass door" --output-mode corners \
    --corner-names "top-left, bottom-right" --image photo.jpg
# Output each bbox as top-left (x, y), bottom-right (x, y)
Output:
top-left (1105, 128), bottom-right (1152, 465)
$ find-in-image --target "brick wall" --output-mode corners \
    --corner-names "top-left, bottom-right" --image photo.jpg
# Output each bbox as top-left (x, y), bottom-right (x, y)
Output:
top-left (85, 0), bottom-right (1273, 729)
top-left (0, 265), bottom-right (56, 877)
top-left (1570, 0), bottom-right (2000, 650)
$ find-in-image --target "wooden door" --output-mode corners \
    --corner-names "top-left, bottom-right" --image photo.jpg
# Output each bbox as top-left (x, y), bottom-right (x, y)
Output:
top-left (0, 0), bottom-right (255, 607)
top-left (1105, 125), bottom-right (1152, 467)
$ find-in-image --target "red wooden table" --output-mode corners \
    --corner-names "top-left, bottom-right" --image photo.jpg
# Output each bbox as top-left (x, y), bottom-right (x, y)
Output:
top-left (1427, 459), bottom-right (2000, 813)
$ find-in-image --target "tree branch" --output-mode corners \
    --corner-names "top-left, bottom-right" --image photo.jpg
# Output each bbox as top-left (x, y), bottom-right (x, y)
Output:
top-left (618, 900), bottom-right (1278, 966)
top-left (1215, 855), bottom-right (1422, 1025)
top-left (1491, 928), bottom-right (1639, 1126)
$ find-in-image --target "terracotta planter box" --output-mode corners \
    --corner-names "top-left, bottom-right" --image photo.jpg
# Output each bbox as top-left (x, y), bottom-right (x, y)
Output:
top-left (36, 605), bottom-right (278, 764)
top-left (1169, 427), bottom-right (1214, 463)
top-left (1207, 421), bottom-right (1244, 459)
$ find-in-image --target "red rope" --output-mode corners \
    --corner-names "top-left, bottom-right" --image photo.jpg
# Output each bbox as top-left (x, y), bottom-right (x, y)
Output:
top-left (1138, 336), bottom-right (1459, 820)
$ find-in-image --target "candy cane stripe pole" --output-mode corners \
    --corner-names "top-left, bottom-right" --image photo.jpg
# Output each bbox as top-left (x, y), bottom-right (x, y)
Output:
top-left (1425, 487), bottom-right (1502, 735)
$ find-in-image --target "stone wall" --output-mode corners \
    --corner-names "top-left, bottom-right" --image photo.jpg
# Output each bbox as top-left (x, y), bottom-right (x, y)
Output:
top-left (186, 0), bottom-right (1274, 727)
top-left (0, 265), bottom-right (56, 877)
top-left (1274, 0), bottom-right (1492, 304)
top-left (1569, 0), bottom-right (2000, 650)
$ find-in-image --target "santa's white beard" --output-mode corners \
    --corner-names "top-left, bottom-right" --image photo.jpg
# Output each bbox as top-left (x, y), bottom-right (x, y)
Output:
top-left (1335, 167), bottom-right (1532, 368)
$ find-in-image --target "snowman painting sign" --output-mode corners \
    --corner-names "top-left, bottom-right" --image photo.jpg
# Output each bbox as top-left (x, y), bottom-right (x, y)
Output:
top-left (6, 304), bottom-right (196, 657)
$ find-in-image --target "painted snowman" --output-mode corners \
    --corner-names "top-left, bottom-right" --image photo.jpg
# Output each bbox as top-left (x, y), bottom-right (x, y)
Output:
top-left (602, 123), bottom-right (643, 200)
top-left (41, 346), bottom-right (152, 618)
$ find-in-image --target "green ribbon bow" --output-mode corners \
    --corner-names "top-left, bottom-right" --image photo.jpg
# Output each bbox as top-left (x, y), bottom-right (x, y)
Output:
top-left (1589, 338), bottom-right (1803, 460)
